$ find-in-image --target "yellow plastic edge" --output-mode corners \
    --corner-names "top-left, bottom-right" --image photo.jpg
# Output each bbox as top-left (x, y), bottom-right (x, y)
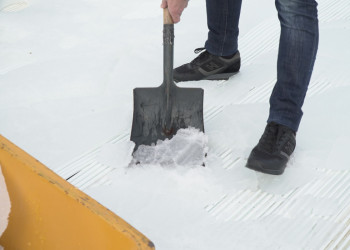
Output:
top-left (0, 135), bottom-right (155, 250)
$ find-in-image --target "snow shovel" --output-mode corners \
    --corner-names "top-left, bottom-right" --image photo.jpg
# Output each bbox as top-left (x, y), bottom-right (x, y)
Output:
top-left (130, 8), bottom-right (204, 152)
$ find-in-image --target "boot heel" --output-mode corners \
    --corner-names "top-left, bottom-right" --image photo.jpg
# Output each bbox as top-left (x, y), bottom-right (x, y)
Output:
top-left (224, 59), bottom-right (241, 73)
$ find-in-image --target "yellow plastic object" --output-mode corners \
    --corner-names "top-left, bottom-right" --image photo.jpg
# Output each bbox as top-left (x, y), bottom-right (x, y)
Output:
top-left (0, 135), bottom-right (154, 250)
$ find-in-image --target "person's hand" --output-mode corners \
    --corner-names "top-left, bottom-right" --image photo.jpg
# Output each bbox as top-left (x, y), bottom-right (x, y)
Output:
top-left (160, 0), bottom-right (188, 23)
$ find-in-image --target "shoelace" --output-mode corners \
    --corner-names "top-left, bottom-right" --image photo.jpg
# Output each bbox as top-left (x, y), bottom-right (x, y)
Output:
top-left (260, 123), bottom-right (295, 153)
top-left (191, 47), bottom-right (209, 66)
top-left (276, 126), bottom-right (295, 154)
top-left (194, 47), bottom-right (206, 54)
top-left (260, 123), bottom-right (279, 152)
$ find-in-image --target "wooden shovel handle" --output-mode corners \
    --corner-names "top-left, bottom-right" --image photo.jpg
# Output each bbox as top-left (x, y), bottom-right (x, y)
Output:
top-left (163, 8), bottom-right (174, 25)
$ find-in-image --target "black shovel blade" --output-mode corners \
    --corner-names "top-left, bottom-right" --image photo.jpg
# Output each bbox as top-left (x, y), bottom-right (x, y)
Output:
top-left (131, 84), bottom-right (204, 151)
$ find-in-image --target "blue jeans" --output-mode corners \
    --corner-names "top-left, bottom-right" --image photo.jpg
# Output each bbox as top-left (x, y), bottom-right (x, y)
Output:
top-left (205, 0), bottom-right (319, 132)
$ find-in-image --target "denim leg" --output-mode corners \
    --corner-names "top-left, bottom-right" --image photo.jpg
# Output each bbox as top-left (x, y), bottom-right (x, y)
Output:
top-left (268, 0), bottom-right (319, 132)
top-left (205, 0), bottom-right (242, 56)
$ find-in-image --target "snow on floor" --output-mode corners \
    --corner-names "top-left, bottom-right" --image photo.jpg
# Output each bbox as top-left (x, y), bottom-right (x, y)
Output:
top-left (0, 164), bottom-right (11, 242)
top-left (132, 128), bottom-right (208, 167)
top-left (1, 0), bottom-right (350, 249)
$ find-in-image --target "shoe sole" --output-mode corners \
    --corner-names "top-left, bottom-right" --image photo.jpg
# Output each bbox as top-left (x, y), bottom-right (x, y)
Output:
top-left (245, 162), bottom-right (285, 175)
top-left (174, 69), bottom-right (239, 83)
top-left (203, 71), bottom-right (239, 81)
top-left (174, 71), bottom-right (238, 83)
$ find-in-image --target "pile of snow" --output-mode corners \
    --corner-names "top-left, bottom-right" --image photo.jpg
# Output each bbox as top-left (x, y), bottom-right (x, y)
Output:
top-left (0, 164), bottom-right (11, 245)
top-left (132, 127), bottom-right (208, 167)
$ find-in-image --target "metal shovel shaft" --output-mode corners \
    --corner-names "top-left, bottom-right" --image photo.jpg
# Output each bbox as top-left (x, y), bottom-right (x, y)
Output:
top-left (163, 9), bottom-right (174, 85)
top-left (163, 9), bottom-right (175, 131)
top-left (130, 9), bottom-right (204, 152)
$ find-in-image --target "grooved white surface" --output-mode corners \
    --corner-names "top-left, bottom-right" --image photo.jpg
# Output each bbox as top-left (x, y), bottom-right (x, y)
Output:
top-left (1, 0), bottom-right (350, 249)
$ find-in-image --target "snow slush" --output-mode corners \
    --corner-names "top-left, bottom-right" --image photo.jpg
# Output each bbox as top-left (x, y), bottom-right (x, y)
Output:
top-left (132, 127), bottom-right (208, 167)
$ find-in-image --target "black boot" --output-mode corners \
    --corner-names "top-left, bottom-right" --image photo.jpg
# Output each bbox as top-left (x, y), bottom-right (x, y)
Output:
top-left (246, 122), bottom-right (296, 175)
top-left (173, 48), bottom-right (240, 82)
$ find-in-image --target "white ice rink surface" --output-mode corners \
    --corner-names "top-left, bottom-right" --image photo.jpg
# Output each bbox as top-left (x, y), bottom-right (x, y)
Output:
top-left (1, 0), bottom-right (350, 249)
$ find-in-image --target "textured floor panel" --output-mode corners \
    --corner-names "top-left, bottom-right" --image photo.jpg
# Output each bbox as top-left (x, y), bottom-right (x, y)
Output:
top-left (55, 131), bottom-right (130, 189)
top-left (53, 0), bottom-right (350, 248)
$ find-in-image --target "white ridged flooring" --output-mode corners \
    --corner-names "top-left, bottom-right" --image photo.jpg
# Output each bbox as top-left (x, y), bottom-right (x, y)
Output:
top-left (54, 0), bottom-right (350, 248)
